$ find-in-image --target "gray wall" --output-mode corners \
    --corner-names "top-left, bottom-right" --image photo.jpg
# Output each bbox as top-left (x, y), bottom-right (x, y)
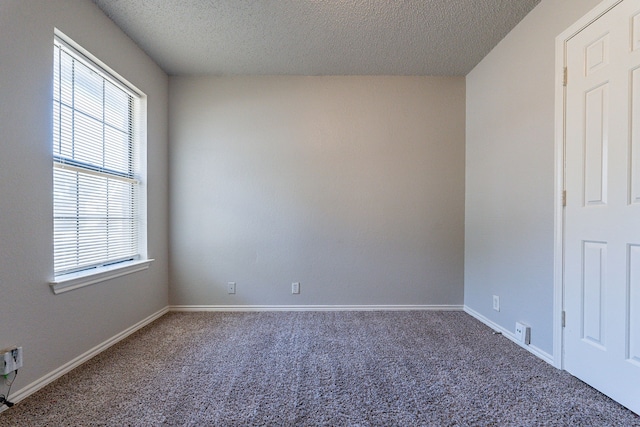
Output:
top-left (464, 0), bottom-right (602, 356)
top-left (0, 0), bottom-right (169, 392)
top-left (169, 76), bottom-right (465, 306)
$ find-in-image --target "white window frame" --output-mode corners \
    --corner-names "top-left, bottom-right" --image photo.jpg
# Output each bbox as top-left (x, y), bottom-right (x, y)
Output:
top-left (50, 30), bottom-right (152, 295)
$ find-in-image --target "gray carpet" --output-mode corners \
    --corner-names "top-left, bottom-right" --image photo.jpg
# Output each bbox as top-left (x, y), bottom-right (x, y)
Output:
top-left (1, 311), bottom-right (638, 426)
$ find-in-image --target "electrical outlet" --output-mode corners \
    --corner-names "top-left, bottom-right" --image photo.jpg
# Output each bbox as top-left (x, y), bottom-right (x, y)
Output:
top-left (492, 295), bottom-right (500, 311)
top-left (515, 322), bottom-right (531, 345)
top-left (1, 347), bottom-right (23, 375)
top-left (292, 282), bottom-right (300, 294)
top-left (227, 282), bottom-right (236, 295)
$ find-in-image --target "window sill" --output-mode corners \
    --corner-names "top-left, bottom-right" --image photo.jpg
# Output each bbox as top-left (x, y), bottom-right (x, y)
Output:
top-left (50, 259), bottom-right (154, 295)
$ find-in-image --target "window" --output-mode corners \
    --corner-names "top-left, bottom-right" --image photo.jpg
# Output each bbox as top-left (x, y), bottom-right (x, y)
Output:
top-left (51, 34), bottom-right (150, 294)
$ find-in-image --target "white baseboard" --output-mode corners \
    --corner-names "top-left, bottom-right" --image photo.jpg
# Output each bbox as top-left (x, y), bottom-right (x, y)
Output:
top-left (2, 306), bottom-right (169, 412)
top-left (169, 304), bottom-right (464, 312)
top-left (463, 305), bottom-right (554, 366)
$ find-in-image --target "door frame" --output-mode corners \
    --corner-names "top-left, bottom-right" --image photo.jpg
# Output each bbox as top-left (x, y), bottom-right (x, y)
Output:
top-left (553, 0), bottom-right (624, 370)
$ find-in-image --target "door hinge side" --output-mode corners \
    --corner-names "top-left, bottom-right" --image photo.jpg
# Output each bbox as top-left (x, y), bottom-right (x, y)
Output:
top-left (563, 67), bottom-right (568, 87)
top-left (562, 190), bottom-right (567, 207)
top-left (562, 311), bottom-right (566, 328)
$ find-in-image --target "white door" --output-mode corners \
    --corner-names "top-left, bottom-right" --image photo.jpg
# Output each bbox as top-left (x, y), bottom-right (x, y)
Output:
top-left (564, 0), bottom-right (640, 414)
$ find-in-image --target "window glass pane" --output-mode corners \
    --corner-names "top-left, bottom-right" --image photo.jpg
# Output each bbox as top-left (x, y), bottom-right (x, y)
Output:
top-left (104, 127), bottom-right (130, 174)
top-left (105, 84), bottom-right (130, 132)
top-left (53, 47), bottom-right (60, 102)
top-left (73, 113), bottom-right (103, 166)
top-left (74, 61), bottom-right (103, 121)
top-left (58, 105), bottom-right (74, 159)
top-left (53, 101), bottom-right (60, 155)
top-left (60, 52), bottom-right (74, 107)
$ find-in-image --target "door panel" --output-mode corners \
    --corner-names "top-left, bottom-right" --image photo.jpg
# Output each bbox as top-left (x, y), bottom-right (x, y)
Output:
top-left (582, 241), bottom-right (607, 348)
top-left (584, 84), bottom-right (609, 205)
top-left (629, 245), bottom-right (640, 363)
top-left (632, 67), bottom-right (640, 204)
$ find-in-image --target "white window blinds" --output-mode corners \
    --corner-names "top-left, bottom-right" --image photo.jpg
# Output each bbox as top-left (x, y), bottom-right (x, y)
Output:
top-left (53, 39), bottom-right (141, 277)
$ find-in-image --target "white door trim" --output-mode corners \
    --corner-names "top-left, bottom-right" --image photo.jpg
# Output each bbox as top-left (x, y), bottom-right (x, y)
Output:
top-left (553, 0), bottom-right (624, 370)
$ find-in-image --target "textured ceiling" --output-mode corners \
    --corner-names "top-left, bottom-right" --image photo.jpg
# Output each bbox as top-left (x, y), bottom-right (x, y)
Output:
top-left (91, 0), bottom-right (541, 76)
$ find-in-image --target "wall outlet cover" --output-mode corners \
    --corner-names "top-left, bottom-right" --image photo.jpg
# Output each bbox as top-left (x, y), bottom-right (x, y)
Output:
top-left (492, 295), bottom-right (500, 311)
top-left (1, 347), bottom-right (23, 375)
top-left (515, 322), bottom-right (531, 345)
top-left (227, 282), bottom-right (236, 294)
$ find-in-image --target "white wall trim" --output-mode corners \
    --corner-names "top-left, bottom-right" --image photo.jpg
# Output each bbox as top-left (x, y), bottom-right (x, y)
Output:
top-left (170, 304), bottom-right (464, 312)
top-left (464, 305), bottom-right (554, 366)
top-left (553, 0), bottom-right (624, 371)
top-left (1, 306), bottom-right (169, 412)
